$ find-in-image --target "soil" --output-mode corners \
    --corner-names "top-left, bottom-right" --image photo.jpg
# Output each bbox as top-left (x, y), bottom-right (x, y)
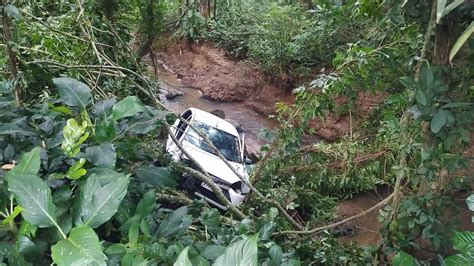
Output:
top-left (154, 40), bottom-right (293, 113)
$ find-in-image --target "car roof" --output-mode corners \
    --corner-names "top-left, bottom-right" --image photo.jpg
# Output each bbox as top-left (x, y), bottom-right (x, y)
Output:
top-left (187, 108), bottom-right (239, 136)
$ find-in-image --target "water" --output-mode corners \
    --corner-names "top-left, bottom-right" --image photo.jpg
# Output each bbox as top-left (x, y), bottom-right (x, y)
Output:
top-left (154, 61), bottom-right (276, 155)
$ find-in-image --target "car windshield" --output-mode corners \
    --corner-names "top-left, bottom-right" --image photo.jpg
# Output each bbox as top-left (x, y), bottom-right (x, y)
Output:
top-left (183, 120), bottom-right (241, 162)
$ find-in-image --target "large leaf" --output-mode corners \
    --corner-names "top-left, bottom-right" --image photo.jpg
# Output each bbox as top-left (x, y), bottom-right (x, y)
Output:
top-left (51, 225), bottom-right (106, 266)
top-left (112, 96), bottom-right (146, 121)
top-left (391, 251), bottom-right (418, 266)
top-left (75, 171), bottom-right (129, 228)
top-left (443, 0), bottom-right (464, 16)
top-left (135, 165), bottom-right (178, 188)
top-left (0, 124), bottom-right (37, 136)
top-left (6, 147), bottom-right (41, 178)
top-left (213, 235), bottom-right (258, 266)
top-left (449, 21), bottom-right (474, 62)
top-left (430, 110), bottom-right (447, 133)
top-left (420, 65), bottom-right (433, 88)
top-left (53, 77), bottom-right (92, 108)
top-left (7, 174), bottom-right (57, 228)
top-left (201, 245), bottom-right (226, 261)
top-left (92, 97), bottom-right (116, 117)
top-left (445, 231), bottom-right (474, 265)
top-left (436, 0), bottom-right (447, 24)
top-left (155, 206), bottom-right (192, 238)
top-left (85, 143), bottom-right (116, 168)
top-left (415, 90), bottom-right (427, 106)
top-left (174, 246), bottom-right (192, 266)
top-left (452, 231), bottom-right (474, 254)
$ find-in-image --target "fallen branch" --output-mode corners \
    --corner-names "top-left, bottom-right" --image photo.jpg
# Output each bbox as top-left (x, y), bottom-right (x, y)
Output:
top-left (279, 150), bottom-right (388, 174)
top-left (177, 117), bottom-right (304, 230)
top-left (156, 192), bottom-right (193, 205)
top-left (273, 191), bottom-right (394, 236)
top-left (165, 123), bottom-right (247, 220)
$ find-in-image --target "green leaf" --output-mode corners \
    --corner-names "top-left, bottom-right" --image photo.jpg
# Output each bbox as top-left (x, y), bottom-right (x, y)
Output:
top-left (112, 96), bottom-right (146, 121)
top-left (4, 4), bottom-right (22, 20)
top-left (155, 206), bottom-right (192, 238)
top-left (445, 253), bottom-right (474, 266)
top-left (92, 97), bottom-right (116, 117)
top-left (415, 90), bottom-right (427, 106)
top-left (17, 235), bottom-right (41, 261)
top-left (75, 171), bottom-right (130, 228)
top-left (452, 231), bottom-right (474, 253)
top-left (85, 143), bottom-right (116, 168)
top-left (6, 147), bottom-right (41, 179)
top-left (49, 105), bottom-right (73, 116)
top-left (7, 174), bottom-right (57, 228)
top-left (1, 206), bottom-right (22, 225)
top-left (0, 124), bottom-right (37, 136)
top-left (135, 166), bottom-right (178, 188)
top-left (53, 77), bottom-right (92, 108)
top-left (436, 0), bottom-right (446, 24)
top-left (445, 231), bottom-right (474, 265)
top-left (51, 225), bottom-right (106, 266)
top-left (430, 110), bottom-right (447, 133)
top-left (466, 195), bottom-right (474, 211)
top-left (443, 0), bottom-right (464, 16)
top-left (450, 22), bottom-right (474, 62)
top-left (174, 246), bottom-right (192, 266)
top-left (201, 245), bottom-right (226, 261)
top-left (391, 251), bottom-right (418, 266)
top-left (66, 158), bottom-right (87, 180)
top-left (259, 221), bottom-right (276, 241)
top-left (61, 118), bottom-right (89, 158)
top-left (213, 235), bottom-right (258, 266)
top-left (95, 119), bottom-right (116, 142)
top-left (268, 245), bottom-right (283, 266)
top-left (420, 65), bottom-right (433, 88)
top-left (441, 102), bottom-right (473, 109)
top-left (105, 243), bottom-right (126, 255)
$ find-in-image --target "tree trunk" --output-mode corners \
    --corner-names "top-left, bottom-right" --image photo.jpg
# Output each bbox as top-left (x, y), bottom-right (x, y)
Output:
top-left (2, 1), bottom-right (20, 105)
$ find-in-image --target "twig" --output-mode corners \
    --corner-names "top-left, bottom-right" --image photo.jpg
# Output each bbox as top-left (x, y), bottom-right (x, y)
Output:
top-left (273, 192), bottom-right (394, 236)
top-left (177, 117), bottom-right (304, 230)
top-left (165, 123), bottom-right (246, 220)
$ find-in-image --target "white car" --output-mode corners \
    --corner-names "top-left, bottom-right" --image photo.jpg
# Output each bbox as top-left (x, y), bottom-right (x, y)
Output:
top-left (166, 108), bottom-right (250, 209)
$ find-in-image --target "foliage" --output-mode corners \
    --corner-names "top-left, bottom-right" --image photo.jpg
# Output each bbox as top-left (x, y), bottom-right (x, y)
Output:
top-left (1, 0), bottom-right (473, 264)
top-left (392, 231), bottom-right (474, 266)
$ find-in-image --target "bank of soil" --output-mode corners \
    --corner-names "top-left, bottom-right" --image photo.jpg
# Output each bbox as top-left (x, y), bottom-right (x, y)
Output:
top-left (154, 40), bottom-right (293, 116)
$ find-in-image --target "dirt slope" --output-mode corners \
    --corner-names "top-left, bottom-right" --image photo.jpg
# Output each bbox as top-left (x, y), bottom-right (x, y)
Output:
top-left (155, 40), bottom-right (293, 113)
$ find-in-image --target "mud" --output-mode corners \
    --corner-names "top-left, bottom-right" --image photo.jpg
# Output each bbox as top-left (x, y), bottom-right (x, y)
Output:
top-left (154, 40), bottom-right (292, 112)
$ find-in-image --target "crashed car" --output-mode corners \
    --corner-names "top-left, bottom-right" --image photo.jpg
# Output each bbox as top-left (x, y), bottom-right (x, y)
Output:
top-left (166, 108), bottom-right (250, 209)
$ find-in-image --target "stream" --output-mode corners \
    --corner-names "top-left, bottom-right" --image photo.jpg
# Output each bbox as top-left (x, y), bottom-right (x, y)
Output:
top-left (154, 61), bottom-right (277, 155)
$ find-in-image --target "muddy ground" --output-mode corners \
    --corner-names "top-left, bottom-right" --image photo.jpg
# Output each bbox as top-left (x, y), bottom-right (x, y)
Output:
top-left (155, 40), bottom-right (293, 115)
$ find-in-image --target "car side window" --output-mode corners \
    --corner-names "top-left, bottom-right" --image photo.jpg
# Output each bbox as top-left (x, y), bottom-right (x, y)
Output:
top-left (176, 110), bottom-right (192, 140)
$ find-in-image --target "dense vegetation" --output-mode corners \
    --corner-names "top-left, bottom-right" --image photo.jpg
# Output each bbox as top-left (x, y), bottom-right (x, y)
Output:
top-left (1, 0), bottom-right (473, 265)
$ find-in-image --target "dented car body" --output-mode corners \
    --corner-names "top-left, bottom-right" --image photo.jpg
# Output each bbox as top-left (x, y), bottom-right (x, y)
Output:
top-left (166, 108), bottom-right (250, 209)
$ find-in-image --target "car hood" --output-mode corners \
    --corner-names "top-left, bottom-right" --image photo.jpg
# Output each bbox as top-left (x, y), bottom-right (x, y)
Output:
top-left (182, 141), bottom-right (244, 185)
